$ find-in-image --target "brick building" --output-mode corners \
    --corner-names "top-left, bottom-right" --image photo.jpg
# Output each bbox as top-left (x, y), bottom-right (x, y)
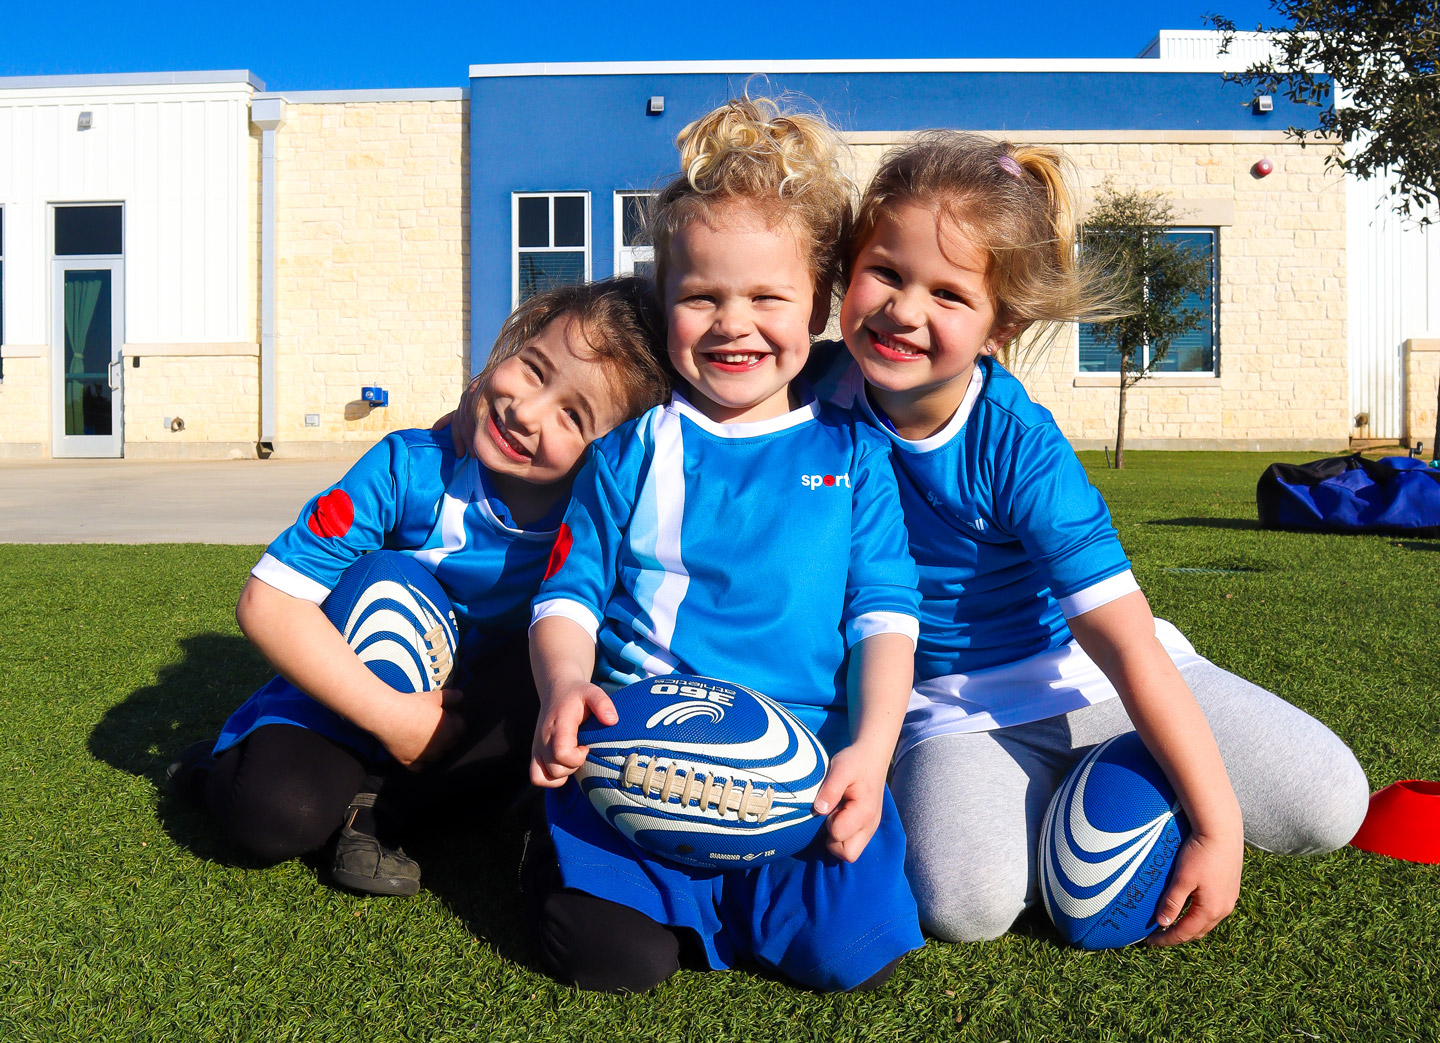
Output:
top-left (0, 32), bottom-right (1435, 459)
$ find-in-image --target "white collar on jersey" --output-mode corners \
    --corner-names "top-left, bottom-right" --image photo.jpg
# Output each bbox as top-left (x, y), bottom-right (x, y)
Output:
top-left (855, 363), bottom-right (985, 454)
top-left (668, 385), bottom-right (821, 439)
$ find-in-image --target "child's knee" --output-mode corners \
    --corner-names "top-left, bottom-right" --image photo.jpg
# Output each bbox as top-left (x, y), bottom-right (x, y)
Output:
top-left (908, 855), bottom-right (1028, 943)
top-left (1252, 748), bottom-right (1370, 856)
top-left (918, 888), bottom-right (1025, 943)
top-left (532, 889), bottom-right (680, 993)
top-left (219, 787), bottom-right (340, 864)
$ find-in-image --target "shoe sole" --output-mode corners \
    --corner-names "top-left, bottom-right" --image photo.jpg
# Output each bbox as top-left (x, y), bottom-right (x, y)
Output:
top-left (330, 868), bottom-right (421, 898)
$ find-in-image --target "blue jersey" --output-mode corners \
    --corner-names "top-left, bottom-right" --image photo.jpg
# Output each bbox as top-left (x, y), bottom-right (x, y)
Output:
top-left (217, 427), bottom-right (564, 755)
top-left (813, 351), bottom-right (1135, 682)
top-left (534, 390), bottom-right (920, 752)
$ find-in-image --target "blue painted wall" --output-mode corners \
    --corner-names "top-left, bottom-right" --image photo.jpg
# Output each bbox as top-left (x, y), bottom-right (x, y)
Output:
top-left (469, 69), bottom-right (1319, 370)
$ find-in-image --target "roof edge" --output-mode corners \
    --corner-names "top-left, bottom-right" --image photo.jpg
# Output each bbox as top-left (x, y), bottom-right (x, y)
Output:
top-left (467, 57), bottom-right (1258, 78)
top-left (0, 70), bottom-right (264, 91)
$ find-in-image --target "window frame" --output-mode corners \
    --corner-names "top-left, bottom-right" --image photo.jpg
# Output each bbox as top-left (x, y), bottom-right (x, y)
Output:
top-left (1077, 226), bottom-right (1220, 377)
top-left (511, 191), bottom-right (591, 308)
top-left (613, 190), bottom-right (656, 278)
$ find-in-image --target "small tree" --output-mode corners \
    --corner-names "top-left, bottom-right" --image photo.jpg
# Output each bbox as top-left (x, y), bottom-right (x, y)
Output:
top-left (1082, 183), bottom-right (1212, 469)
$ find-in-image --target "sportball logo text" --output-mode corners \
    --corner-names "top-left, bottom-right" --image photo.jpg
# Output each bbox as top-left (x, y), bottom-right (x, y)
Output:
top-left (800, 473), bottom-right (851, 490)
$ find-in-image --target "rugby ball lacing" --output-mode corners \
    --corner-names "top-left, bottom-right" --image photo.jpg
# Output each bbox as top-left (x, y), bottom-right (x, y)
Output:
top-left (617, 752), bottom-right (778, 822)
top-left (423, 624), bottom-right (453, 688)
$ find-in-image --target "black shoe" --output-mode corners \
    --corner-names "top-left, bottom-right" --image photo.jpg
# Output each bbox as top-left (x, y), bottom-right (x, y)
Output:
top-left (165, 740), bottom-right (217, 804)
top-left (330, 792), bottom-right (421, 897)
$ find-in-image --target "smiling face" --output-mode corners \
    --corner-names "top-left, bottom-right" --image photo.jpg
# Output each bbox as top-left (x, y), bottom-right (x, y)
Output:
top-left (664, 203), bottom-right (826, 425)
top-left (471, 314), bottom-right (628, 517)
top-left (841, 202), bottom-right (1017, 436)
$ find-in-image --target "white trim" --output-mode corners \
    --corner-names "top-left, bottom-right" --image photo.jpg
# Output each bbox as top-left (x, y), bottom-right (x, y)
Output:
top-left (512, 191), bottom-right (592, 309)
top-left (531, 598), bottom-right (601, 642)
top-left (121, 342), bottom-right (259, 357)
top-left (642, 407), bottom-right (691, 652)
top-left (469, 57), bottom-right (1259, 78)
top-left (1057, 570), bottom-right (1141, 619)
top-left (251, 553), bottom-right (331, 605)
top-left (847, 611), bottom-right (920, 649)
top-left (0, 70), bottom-right (264, 90)
top-left (861, 365), bottom-right (985, 454)
top-left (413, 463), bottom-right (475, 570)
top-left (668, 388), bottom-right (820, 438)
top-left (613, 190), bottom-right (656, 277)
top-left (254, 88), bottom-right (468, 104)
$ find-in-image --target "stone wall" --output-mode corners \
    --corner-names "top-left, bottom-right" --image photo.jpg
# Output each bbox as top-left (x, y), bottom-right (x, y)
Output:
top-left (1405, 339), bottom-right (1440, 451)
top-left (269, 100), bottom-right (469, 455)
top-left (0, 350), bottom-right (47, 457)
top-left (848, 131), bottom-right (1350, 450)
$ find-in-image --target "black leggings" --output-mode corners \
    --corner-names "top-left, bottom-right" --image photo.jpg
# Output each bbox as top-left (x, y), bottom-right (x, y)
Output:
top-left (205, 635), bottom-right (539, 863)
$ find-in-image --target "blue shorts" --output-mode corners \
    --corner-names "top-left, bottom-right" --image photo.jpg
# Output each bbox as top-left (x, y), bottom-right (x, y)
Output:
top-left (547, 780), bottom-right (924, 991)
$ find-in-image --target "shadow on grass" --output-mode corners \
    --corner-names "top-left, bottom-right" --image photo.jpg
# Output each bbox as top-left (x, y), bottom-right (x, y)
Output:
top-left (88, 632), bottom-right (278, 866)
top-left (85, 631), bottom-right (538, 968)
top-left (1148, 517), bottom-right (1261, 531)
top-left (1393, 541), bottom-right (1440, 552)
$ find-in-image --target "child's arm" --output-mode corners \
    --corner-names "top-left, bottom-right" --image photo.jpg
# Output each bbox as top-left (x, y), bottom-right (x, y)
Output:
top-left (527, 615), bottom-right (618, 787)
top-left (236, 575), bottom-right (464, 768)
top-left (1067, 589), bottom-right (1244, 946)
top-left (814, 631), bottom-right (914, 863)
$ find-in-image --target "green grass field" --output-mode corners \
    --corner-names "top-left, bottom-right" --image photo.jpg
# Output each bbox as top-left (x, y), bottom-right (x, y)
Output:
top-left (2, 451), bottom-right (1437, 1042)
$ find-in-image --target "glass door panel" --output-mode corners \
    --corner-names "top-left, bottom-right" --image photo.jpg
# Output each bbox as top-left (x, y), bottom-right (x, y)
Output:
top-left (52, 260), bottom-right (123, 457)
top-left (63, 270), bottom-right (114, 437)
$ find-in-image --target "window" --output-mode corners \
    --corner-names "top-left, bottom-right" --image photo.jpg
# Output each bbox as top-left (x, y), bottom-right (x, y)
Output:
top-left (614, 191), bottom-right (656, 278)
top-left (513, 192), bottom-right (589, 306)
top-left (1078, 228), bottom-right (1218, 375)
top-left (55, 204), bottom-right (123, 256)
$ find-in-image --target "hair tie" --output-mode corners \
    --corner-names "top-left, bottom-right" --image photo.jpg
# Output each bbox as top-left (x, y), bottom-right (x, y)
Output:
top-left (997, 154), bottom-right (1025, 179)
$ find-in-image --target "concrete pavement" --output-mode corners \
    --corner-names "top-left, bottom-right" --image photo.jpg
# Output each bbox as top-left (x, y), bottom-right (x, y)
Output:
top-left (0, 458), bottom-right (354, 543)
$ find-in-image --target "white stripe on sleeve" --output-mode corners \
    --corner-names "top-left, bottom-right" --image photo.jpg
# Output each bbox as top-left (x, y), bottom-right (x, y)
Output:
top-left (251, 552), bottom-right (332, 605)
top-left (846, 610), bottom-right (920, 649)
top-left (530, 598), bottom-right (601, 643)
top-left (1057, 570), bottom-right (1141, 619)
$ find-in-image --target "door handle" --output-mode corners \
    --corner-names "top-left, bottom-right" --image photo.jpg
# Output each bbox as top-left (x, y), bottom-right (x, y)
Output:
top-left (108, 359), bottom-right (123, 390)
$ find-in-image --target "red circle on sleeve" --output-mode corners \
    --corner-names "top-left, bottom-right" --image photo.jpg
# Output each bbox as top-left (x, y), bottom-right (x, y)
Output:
top-left (307, 489), bottom-right (355, 538)
top-left (544, 523), bottom-right (573, 580)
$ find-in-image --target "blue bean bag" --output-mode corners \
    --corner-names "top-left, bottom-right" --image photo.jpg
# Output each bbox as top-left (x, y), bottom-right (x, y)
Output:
top-left (1257, 454), bottom-right (1440, 536)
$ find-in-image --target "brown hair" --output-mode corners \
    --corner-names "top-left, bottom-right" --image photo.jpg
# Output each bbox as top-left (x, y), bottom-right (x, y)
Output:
top-left (849, 131), bottom-right (1121, 358)
top-left (648, 96), bottom-right (854, 307)
top-left (472, 276), bottom-right (671, 422)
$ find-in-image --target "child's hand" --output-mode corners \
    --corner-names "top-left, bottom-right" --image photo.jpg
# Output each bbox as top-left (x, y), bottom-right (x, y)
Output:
top-left (377, 686), bottom-right (466, 769)
top-left (1145, 826), bottom-right (1244, 946)
top-left (812, 743), bottom-right (890, 863)
top-left (531, 680), bottom-right (618, 788)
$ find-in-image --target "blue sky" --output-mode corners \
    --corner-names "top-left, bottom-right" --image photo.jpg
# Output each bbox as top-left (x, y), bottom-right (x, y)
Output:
top-left (2, 0), bottom-right (1281, 90)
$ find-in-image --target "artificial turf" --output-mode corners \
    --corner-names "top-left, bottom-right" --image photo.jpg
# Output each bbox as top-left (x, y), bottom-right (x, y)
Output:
top-left (1, 451), bottom-right (1436, 1042)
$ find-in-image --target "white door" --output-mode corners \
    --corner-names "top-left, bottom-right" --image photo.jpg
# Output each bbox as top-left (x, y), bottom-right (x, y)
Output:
top-left (51, 258), bottom-right (124, 458)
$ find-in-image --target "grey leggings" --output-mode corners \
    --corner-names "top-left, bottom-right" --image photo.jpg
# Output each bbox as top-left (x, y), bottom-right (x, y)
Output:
top-left (890, 660), bottom-right (1370, 943)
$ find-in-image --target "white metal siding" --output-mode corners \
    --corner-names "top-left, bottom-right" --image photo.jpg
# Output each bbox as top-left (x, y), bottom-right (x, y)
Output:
top-left (1348, 165), bottom-right (1440, 439)
top-left (0, 83), bottom-right (254, 348)
top-left (1142, 30), bottom-right (1277, 65)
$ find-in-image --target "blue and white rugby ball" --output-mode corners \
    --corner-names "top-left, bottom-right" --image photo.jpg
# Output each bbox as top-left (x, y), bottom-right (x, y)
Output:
top-left (576, 675), bottom-right (830, 870)
top-left (321, 550), bottom-right (460, 694)
top-left (1038, 732), bottom-right (1190, 949)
